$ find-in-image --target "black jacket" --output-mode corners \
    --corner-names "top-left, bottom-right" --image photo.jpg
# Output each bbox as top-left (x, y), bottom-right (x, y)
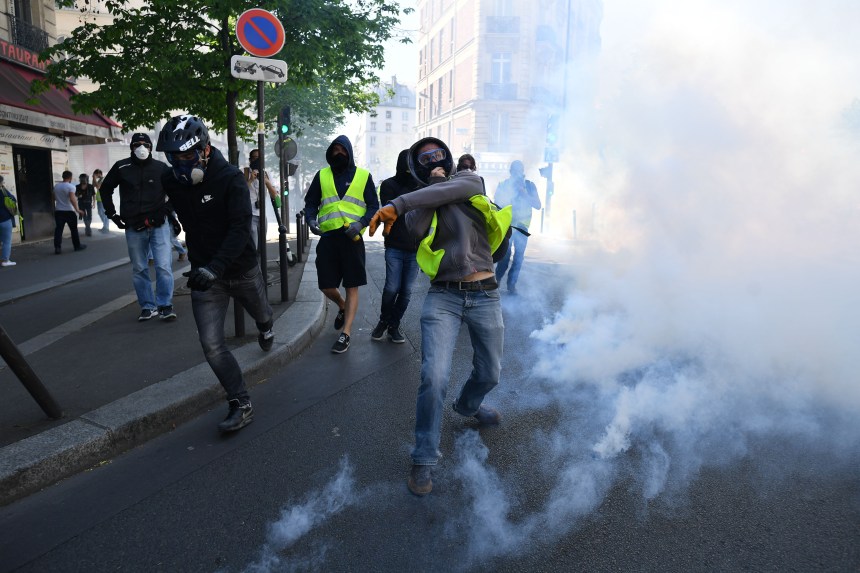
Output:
top-left (100, 154), bottom-right (171, 225)
top-left (379, 149), bottom-right (419, 252)
top-left (303, 135), bottom-right (379, 236)
top-left (161, 146), bottom-right (257, 279)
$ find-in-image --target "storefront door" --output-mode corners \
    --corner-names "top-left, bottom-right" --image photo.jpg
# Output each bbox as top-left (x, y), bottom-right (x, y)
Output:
top-left (13, 147), bottom-right (53, 241)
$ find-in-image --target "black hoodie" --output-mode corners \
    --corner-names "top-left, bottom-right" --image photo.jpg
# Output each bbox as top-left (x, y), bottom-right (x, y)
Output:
top-left (379, 149), bottom-right (419, 252)
top-left (303, 135), bottom-right (379, 236)
top-left (100, 153), bottom-right (171, 224)
top-left (161, 146), bottom-right (257, 278)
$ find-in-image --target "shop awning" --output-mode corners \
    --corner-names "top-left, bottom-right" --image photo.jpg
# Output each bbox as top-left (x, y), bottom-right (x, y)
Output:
top-left (0, 60), bottom-right (121, 140)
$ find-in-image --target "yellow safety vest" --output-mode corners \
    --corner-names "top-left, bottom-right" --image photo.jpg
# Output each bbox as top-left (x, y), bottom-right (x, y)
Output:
top-left (416, 195), bottom-right (512, 280)
top-left (318, 167), bottom-right (371, 233)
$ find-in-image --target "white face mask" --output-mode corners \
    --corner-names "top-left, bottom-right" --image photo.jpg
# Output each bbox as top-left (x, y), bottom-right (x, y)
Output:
top-left (134, 145), bottom-right (151, 160)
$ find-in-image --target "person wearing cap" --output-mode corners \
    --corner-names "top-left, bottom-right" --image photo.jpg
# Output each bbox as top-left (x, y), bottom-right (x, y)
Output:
top-left (369, 137), bottom-right (512, 497)
top-left (303, 135), bottom-right (379, 354)
top-left (493, 160), bottom-right (541, 295)
top-left (157, 114), bottom-right (275, 434)
top-left (100, 132), bottom-right (176, 322)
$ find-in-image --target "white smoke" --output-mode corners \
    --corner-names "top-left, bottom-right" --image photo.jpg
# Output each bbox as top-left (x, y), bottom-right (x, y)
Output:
top-left (240, 457), bottom-right (358, 573)
top-left (456, 0), bottom-right (860, 563)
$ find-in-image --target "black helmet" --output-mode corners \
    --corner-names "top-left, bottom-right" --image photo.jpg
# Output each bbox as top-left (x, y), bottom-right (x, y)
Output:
top-left (156, 115), bottom-right (210, 153)
top-left (407, 137), bottom-right (454, 187)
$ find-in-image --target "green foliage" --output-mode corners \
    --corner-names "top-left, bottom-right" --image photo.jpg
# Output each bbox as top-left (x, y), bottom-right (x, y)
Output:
top-left (36, 0), bottom-right (410, 158)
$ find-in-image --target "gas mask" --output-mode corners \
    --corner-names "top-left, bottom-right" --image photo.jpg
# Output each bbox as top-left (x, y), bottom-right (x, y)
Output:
top-left (168, 150), bottom-right (207, 186)
top-left (133, 145), bottom-right (151, 160)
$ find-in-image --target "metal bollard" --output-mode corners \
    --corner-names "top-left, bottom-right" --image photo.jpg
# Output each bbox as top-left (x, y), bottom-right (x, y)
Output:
top-left (295, 212), bottom-right (304, 263)
top-left (0, 324), bottom-right (63, 419)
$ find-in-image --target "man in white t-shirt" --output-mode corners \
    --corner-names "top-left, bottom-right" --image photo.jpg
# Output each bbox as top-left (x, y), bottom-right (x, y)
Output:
top-left (244, 148), bottom-right (280, 249)
top-left (53, 170), bottom-right (86, 254)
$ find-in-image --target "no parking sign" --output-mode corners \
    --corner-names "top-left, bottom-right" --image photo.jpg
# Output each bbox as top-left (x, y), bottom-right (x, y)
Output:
top-left (236, 9), bottom-right (285, 58)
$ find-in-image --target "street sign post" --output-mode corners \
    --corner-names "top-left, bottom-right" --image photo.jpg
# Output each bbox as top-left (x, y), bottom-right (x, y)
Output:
top-left (230, 55), bottom-right (287, 83)
top-left (236, 9), bottom-right (285, 58)
top-left (274, 137), bottom-right (298, 161)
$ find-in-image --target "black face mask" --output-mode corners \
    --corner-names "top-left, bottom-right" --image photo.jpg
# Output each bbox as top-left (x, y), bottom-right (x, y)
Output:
top-left (249, 159), bottom-right (260, 171)
top-left (415, 160), bottom-right (447, 184)
top-left (331, 154), bottom-right (349, 170)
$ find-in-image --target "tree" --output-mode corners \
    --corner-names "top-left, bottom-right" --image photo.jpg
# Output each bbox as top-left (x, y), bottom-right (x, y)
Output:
top-left (39, 0), bottom-right (408, 165)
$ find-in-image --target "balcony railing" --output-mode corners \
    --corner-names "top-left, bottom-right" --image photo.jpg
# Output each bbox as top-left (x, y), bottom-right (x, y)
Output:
top-left (484, 83), bottom-right (518, 100)
top-left (8, 14), bottom-right (48, 53)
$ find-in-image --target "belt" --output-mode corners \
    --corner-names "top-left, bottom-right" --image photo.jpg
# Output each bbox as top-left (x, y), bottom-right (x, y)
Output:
top-left (431, 277), bottom-right (498, 291)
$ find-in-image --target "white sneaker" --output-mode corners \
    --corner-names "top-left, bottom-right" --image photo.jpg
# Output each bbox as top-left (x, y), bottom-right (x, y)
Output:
top-left (1, 260), bottom-right (15, 267)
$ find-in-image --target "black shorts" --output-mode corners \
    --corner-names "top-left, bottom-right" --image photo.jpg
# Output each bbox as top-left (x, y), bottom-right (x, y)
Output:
top-left (315, 233), bottom-right (367, 289)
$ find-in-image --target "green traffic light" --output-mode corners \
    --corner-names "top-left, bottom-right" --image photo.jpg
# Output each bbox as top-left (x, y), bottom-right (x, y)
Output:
top-left (280, 124), bottom-right (289, 134)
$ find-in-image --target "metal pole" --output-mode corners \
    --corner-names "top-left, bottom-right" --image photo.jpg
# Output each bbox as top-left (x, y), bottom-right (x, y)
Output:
top-left (0, 324), bottom-right (62, 419)
top-left (295, 212), bottom-right (303, 263)
top-left (257, 80), bottom-right (267, 275)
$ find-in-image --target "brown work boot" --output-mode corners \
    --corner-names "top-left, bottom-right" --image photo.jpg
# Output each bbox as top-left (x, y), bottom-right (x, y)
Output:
top-left (407, 464), bottom-right (432, 496)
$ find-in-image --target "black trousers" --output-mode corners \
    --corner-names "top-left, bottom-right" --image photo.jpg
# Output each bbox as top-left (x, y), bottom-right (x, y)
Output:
top-left (54, 211), bottom-right (81, 249)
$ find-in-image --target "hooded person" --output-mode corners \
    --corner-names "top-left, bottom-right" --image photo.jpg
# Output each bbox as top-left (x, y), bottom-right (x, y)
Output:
top-left (303, 135), bottom-right (379, 354)
top-left (157, 114), bottom-right (275, 434)
top-left (371, 149), bottom-right (421, 343)
top-left (493, 159), bottom-right (541, 294)
top-left (100, 132), bottom-right (176, 321)
top-left (369, 137), bottom-right (512, 497)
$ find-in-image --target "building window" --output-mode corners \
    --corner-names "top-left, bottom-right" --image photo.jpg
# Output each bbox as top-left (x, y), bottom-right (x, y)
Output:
top-left (430, 39), bottom-right (435, 70)
top-left (385, 110), bottom-right (392, 119)
top-left (495, 0), bottom-right (513, 17)
top-left (488, 112), bottom-right (510, 151)
top-left (385, 123), bottom-right (392, 132)
top-left (439, 29), bottom-right (444, 63)
top-left (370, 136), bottom-right (376, 147)
top-left (370, 121), bottom-right (376, 131)
top-left (448, 70), bottom-right (454, 101)
top-left (491, 52), bottom-right (512, 84)
top-left (400, 96), bottom-right (408, 105)
top-left (402, 111), bottom-right (409, 120)
top-left (402, 124), bottom-right (408, 132)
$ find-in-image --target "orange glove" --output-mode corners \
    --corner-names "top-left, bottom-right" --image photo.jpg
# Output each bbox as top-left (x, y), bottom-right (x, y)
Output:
top-left (369, 205), bottom-right (398, 237)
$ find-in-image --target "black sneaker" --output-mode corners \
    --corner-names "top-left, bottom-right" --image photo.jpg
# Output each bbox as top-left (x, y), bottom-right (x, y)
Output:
top-left (258, 329), bottom-right (274, 351)
top-left (388, 325), bottom-right (406, 344)
top-left (371, 320), bottom-right (388, 341)
top-left (334, 308), bottom-right (345, 330)
top-left (158, 305), bottom-right (177, 321)
top-left (217, 399), bottom-right (254, 432)
top-left (74, 244), bottom-right (87, 251)
top-left (331, 332), bottom-right (350, 354)
top-left (138, 308), bottom-right (156, 322)
top-left (407, 464), bottom-right (432, 496)
top-left (54, 247), bottom-right (61, 255)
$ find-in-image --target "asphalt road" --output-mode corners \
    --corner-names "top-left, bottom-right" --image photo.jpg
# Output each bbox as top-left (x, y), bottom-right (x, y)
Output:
top-left (1, 239), bottom-right (858, 573)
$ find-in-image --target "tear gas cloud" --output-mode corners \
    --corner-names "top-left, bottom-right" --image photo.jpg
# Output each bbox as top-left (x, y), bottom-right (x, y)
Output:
top-left (457, 0), bottom-right (860, 559)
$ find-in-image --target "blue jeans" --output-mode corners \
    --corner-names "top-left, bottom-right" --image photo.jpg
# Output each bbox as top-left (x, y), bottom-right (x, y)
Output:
top-left (380, 247), bottom-right (419, 327)
top-left (190, 265), bottom-right (273, 403)
top-left (97, 202), bottom-right (110, 231)
top-left (125, 220), bottom-right (174, 310)
top-left (495, 231), bottom-right (529, 290)
top-left (0, 218), bottom-right (12, 260)
top-left (412, 286), bottom-right (504, 465)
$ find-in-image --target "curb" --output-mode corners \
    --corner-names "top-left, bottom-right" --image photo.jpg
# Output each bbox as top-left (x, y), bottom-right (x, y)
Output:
top-left (0, 243), bottom-right (325, 506)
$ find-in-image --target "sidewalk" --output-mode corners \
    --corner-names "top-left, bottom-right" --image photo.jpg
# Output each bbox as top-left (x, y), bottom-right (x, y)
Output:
top-left (0, 231), bottom-right (325, 506)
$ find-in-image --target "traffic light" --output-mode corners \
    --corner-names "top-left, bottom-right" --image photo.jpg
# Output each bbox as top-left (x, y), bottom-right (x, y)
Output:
top-left (278, 106), bottom-right (291, 137)
top-left (546, 113), bottom-right (559, 146)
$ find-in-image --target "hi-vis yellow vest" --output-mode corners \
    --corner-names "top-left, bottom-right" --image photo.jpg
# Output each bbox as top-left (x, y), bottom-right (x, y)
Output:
top-left (416, 195), bottom-right (512, 280)
top-left (318, 167), bottom-right (371, 233)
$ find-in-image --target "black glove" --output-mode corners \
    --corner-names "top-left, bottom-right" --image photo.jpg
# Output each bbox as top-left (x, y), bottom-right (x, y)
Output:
top-left (344, 221), bottom-right (362, 241)
top-left (78, 213), bottom-right (83, 221)
top-left (186, 266), bottom-right (218, 291)
top-left (308, 219), bottom-right (321, 236)
top-left (170, 217), bottom-right (182, 236)
top-left (109, 214), bottom-right (126, 229)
